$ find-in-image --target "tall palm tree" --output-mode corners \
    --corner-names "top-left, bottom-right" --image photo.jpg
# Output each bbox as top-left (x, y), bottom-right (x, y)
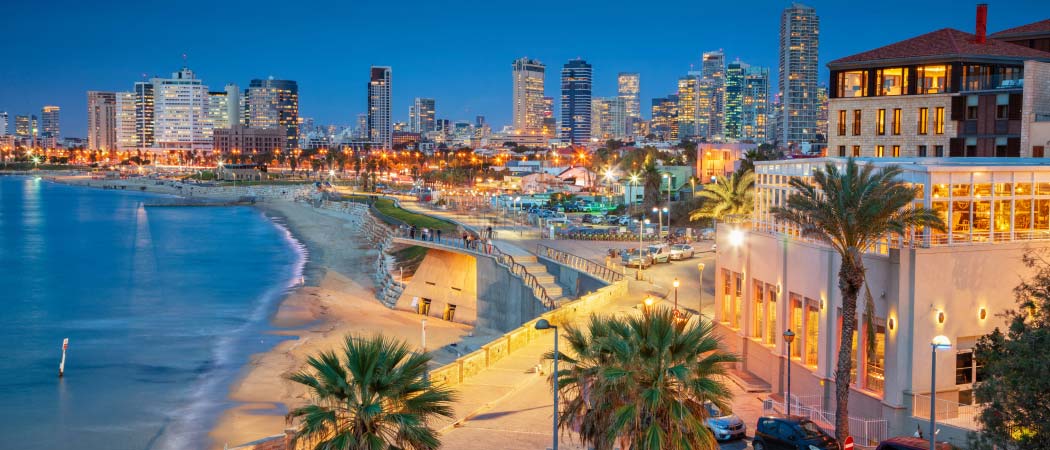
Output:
top-left (641, 156), bottom-right (662, 212)
top-left (286, 335), bottom-right (456, 450)
top-left (546, 307), bottom-right (738, 449)
top-left (689, 170), bottom-right (755, 223)
top-left (771, 158), bottom-right (944, 442)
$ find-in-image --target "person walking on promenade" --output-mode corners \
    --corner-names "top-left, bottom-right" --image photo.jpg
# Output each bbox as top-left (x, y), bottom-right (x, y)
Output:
top-left (486, 226), bottom-right (493, 239)
top-left (410, 225), bottom-right (417, 239)
top-left (436, 229), bottom-right (442, 242)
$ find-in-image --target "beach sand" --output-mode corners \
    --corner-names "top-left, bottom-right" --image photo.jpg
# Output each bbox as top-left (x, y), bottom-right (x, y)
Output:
top-left (208, 200), bottom-right (477, 449)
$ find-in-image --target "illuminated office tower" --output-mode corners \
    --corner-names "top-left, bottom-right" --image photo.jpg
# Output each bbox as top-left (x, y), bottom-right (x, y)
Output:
top-left (778, 2), bottom-right (820, 148)
top-left (368, 66), bottom-right (392, 148)
top-left (208, 91), bottom-right (231, 130)
top-left (246, 77), bottom-right (299, 149)
top-left (702, 51), bottom-right (726, 139)
top-left (15, 115), bottom-right (30, 138)
top-left (225, 83), bottom-right (242, 127)
top-left (618, 72), bottom-right (640, 135)
top-left (134, 81), bottom-right (155, 148)
top-left (651, 95), bottom-right (679, 141)
top-left (115, 92), bottom-right (138, 150)
top-left (41, 106), bottom-right (60, 141)
top-left (677, 75), bottom-right (699, 138)
top-left (87, 92), bottom-right (117, 151)
top-left (743, 65), bottom-right (771, 141)
top-left (0, 112), bottom-right (7, 135)
top-left (512, 57), bottom-right (546, 133)
top-left (560, 58), bottom-right (592, 145)
top-left (151, 67), bottom-right (211, 151)
top-left (541, 96), bottom-right (556, 137)
top-left (725, 62), bottom-right (746, 140)
top-left (409, 97), bottom-right (436, 134)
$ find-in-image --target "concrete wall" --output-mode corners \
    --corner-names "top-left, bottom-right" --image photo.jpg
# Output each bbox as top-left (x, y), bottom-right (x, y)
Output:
top-left (396, 249), bottom-right (478, 325)
top-left (537, 257), bottom-right (606, 297)
top-left (476, 256), bottom-right (547, 332)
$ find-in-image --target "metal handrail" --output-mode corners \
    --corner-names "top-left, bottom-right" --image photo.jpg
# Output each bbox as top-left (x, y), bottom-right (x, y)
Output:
top-left (536, 244), bottom-right (625, 283)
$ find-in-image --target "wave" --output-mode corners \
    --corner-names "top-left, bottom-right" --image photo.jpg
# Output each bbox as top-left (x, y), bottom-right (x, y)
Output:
top-left (150, 214), bottom-right (308, 450)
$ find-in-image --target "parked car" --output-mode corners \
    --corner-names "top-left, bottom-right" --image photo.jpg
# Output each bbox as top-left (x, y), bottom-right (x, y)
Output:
top-left (546, 216), bottom-right (571, 225)
top-left (752, 415), bottom-right (839, 450)
top-left (582, 214), bottom-right (604, 224)
top-left (618, 216), bottom-right (634, 226)
top-left (669, 243), bottom-right (695, 260)
top-left (704, 402), bottom-right (746, 441)
top-left (875, 437), bottom-right (952, 450)
top-left (605, 214), bottom-right (619, 223)
top-left (621, 248), bottom-right (653, 268)
top-left (647, 243), bottom-right (672, 264)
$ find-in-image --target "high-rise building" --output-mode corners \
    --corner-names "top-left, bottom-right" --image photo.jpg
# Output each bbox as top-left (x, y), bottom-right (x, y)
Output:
top-left (15, 115), bottom-right (30, 138)
top-left (41, 106), bottom-right (60, 141)
top-left (541, 96), bottom-right (557, 137)
top-left (592, 98), bottom-right (610, 141)
top-left (208, 91), bottom-right (231, 130)
top-left (696, 79), bottom-right (715, 138)
top-left (651, 95), bottom-right (679, 141)
top-left (87, 91), bottom-right (117, 151)
top-left (560, 59), bottom-right (592, 145)
top-left (0, 112), bottom-right (7, 135)
top-left (815, 85), bottom-right (828, 142)
top-left (368, 66), bottom-right (392, 149)
top-left (152, 67), bottom-right (211, 151)
top-left (592, 97), bottom-right (628, 141)
top-left (778, 3), bottom-right (820, 148)
top-left (618, 72), bottom-right (640, 121)
top-left (134, 81), bottom-right (155, 148)
top-left (743, 66), bottom-right (771, 142)
top-left (702, 51), bottom-right (726, 139)
top-left (724, 62), bottom-right (746, 140)
top-left (246, 78), bottom-right (299, 149)
top-left (677, 75), bottom-right (699, 138)
top-left (115, 91), bottom-right (138, 150)
top-left (225, 83), bottom-right (242, 127)
top-left (409, 97), bottom-right (436, 134)
top-left (512, 58), bottom-right (546, 134)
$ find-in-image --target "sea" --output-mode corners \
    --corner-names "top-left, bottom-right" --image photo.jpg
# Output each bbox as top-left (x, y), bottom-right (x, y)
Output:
top-left (0, 176), bottom-right (305, 450)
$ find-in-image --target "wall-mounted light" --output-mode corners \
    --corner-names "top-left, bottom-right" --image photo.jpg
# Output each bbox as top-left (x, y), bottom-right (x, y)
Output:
top-left (776, 283), bottom-right (782, 295)
top-left (937, 310), bottom-right (946, 324)
top-left (979, 307), bottom-right (987, 320)
top-left (888, 317), bottom-right (896, 331)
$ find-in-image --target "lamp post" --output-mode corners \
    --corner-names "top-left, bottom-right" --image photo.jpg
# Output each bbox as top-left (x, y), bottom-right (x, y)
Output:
top-left (930, 335), bottom-right (952, 450)
top-left (697, 263), bottom-right (706, 318)
top-left (535, 319), bottom-right (559, 450)
top-left (643, 297), bottom-right (655, 314)
top-left (672, 278), bottom-right (680, 313)
top-left (783, 329), bottom-right (796, 415)
top-left (638, 218), bottom-right (650, 279)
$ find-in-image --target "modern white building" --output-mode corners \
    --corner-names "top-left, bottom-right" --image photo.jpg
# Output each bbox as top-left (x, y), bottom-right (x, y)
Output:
top-left (87, 91), bottom-right (117, 151)
top-left (208, 91), bottom-right (231, 130)
top-left (152, 67), bottom-right (212, 152)
top-left (513, 57), bottom-right (546, 134)
top-left (368, 66), bottom-right (392, 149)
top-left (409, 97), bottom-right (436, 134)
top-left (115, 92), bottom-right (138, 150)
top-left (715, 156), bottom-right (1050, 447)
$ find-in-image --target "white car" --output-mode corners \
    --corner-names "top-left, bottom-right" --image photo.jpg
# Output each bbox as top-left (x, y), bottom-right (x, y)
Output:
top-left (669, 244), bottom-right (695, 260)
top-left (647, 244), bottom-right (672, 264)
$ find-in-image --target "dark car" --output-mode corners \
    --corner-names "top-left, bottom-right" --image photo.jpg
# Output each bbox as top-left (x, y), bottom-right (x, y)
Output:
top-left (753, 415), bottom-right (839, 450)
top-left (876, 437), bottom-right (953, 450)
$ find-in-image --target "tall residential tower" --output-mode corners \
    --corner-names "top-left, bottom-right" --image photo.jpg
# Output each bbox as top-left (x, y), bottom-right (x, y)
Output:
top-left (87, 91), bottom-right (117, 151)
top-left (512, 58), bottom-right (546, 134)
top-left (778, 3), bottom-right (820, 148)
top-left (368, 66), bottom-right (392, 149)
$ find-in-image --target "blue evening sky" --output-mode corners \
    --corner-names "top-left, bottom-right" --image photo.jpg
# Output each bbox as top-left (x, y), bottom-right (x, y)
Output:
top-left (1, 0), bottom-right (1044, 137)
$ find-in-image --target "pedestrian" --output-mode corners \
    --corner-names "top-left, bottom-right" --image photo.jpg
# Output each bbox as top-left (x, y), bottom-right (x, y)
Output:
top-left (436, 229), bottom-right (442, 242)
top-left (486, 226), bottom-right (493, 239)
top-left (422, 227), bottom-right (429, 241)
top-left (410, 225), bottom-right (417, 239)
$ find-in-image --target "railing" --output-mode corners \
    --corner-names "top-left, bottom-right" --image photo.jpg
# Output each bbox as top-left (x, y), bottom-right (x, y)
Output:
top-left (912, 393), bottom-right (980, 431)
top-left (536, 243), bottom-right (625, 284)
top-left (763, 397), bottom-right (888, 448)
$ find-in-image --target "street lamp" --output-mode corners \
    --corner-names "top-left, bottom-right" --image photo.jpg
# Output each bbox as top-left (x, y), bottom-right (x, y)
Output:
top-left (535, 319), bottom-right (559, 450)
top-left (929, 335), bottom-right (952, 450)
top-left (638, 218), bottom-right (650, 279)
top-left (643, 297), bottom-right (655, 314)
top-left (697, 263), bottom-right (706, 318)
top-left (783, 329), bottom-right (796, 415)
top-left (672, 278), bottom-right (680, 313)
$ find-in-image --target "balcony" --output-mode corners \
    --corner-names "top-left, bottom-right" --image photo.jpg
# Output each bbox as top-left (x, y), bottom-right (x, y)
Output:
top-left (959, 76), bottom-right (1024, 93)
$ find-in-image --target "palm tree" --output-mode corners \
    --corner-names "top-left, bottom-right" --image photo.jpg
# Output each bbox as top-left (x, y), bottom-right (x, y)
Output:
top-left (689, 170), bottom-right (756, 223)
top-left (771, 158), bottom-right (944, 442)
top-left (286, 335), bottom-right (456, 450)
top-left (641, 156), bottom-right (662, 212)
top-left (546, 307), bottom-right (738, 449)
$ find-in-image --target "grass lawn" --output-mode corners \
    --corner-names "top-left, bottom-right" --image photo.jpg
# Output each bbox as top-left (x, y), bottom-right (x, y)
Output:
top-left (371, 198), bottom-right (457, 232)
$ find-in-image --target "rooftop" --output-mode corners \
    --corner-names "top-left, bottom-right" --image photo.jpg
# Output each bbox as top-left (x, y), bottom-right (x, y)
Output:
top-left (990, 19), bottom-right (1050, 39)
top-left (828, 28), bottom-right (1050, 68)
top-left (756, 157), bottom-right (1050, 173)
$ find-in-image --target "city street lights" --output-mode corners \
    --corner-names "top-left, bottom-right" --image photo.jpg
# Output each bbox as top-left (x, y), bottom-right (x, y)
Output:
top-left (697, 263), bottom-right (706, 318)
top-left (535, 319), bottom-right (559, 450)
top-left (929, 335), bottom-right (952, 450)
top-left (672, 278), bottom-right (680, 313)
top-left (637, 218), bottom-right (650, 279)
top-left (652, 207), bottom-right (668, 238)
top-left (783, 329), bottom-right (796, 415)
top-left (643, 297), bottom-right (655, 314)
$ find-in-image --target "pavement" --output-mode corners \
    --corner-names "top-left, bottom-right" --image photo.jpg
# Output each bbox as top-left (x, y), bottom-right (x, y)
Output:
top-left (395, 201), bottom-right (765, 449)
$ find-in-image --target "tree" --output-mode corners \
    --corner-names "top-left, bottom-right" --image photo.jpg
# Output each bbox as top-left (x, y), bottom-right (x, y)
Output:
top-left (968, 249), bottom-right (1050, 450)
top-left (286, 335), bottom-right (456, 450)
top-left (546, 307), bottom-right (737, 449)
top-left (689, 170), bottom-right (755, 223)
top-left (641, 155), bottom-right (662, 211)
top-left (737, 144), bottom-right (783, 174)
top-left (771, 158), bottom-right (944, 442)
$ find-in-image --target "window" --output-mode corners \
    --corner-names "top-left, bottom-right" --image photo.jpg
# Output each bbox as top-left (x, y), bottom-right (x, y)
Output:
top-left (837, 110), bottom-right (847, 136)
top-left (876, 109), bottom-right (886, 135)
top-left (955, 349), bottom-right (985, 405)
top-left (752, 280), bottom-right (764, 338)
top-left (935, 107), bottom-right (945, 135)
top-left (876, 67), bottom-right (908, 96)
top-left (996, 94), bottom-right (1009, 120)
top-left (875, 145), bottom-right (885, 157)
top-left (804, 303), bottom-right (819, 366)
top-left (917, 65), bottom-right (949, 94)
top-left (852, 110), bottom-right (862, 135)
top-left (935, 145), bottom-right (945, 157)
top-left (838, 70), bottom-right (867, 97)
top-left (966, 95), bottom-right (978, 120)
top-left (838, 145), bottom-right (846, 157)
top-left (721, 269), bottom-right (732, 323)
top-left (790, 294), bottom-right (803, 359)
top-left (918, 145), bottom-right (928, 157)
top-left (864, 324), bottom-right (886, 394)
top-left (852, 145), bottom-right (861, 157)
top-left (735, 276), bottom-right (743, 329)
top-left (918, 107), bottom-right (929, 135)
top-left (892, 145), bottom-right (900, 157)
top-left (892, 108), bottom-right (902, 135)
top-left (766, 285), bottom-right (777, 345)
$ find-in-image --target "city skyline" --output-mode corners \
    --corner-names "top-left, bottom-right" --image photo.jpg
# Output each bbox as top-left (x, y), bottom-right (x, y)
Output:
top-left (0, 0), bottom-right (1044, 137)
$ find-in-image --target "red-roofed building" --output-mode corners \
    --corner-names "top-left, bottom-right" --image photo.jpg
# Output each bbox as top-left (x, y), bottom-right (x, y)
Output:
top-left (990, 19), bottom-right (1050, 52)
top-left (827, 6), bottom-right (1050, 159)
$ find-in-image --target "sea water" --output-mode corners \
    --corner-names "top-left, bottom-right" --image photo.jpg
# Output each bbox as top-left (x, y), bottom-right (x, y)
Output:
top-left (0, 176), bottom-right (304, 449)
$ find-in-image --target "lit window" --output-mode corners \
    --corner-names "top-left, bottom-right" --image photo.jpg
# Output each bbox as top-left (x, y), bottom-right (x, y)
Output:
top-left (917, 65), bottom-right (949, 94)
top-left (838, 71), bottom-right (867, 97)
top-left (752, 280), bottom-right (764, 339)
top-left (804, 302), bottom-right (819, 366)
top-left (876, 145), bottom-right (885, 157)
top-left (892, 109), bottom-right (902, 135)
top-left (852, 110), bottom-right (862, 135)
top-left (876, 109), bottom-right (886, 135)
top-left (892, 145), bottom-right (900, 157)
top-left (864, 324), bottom-right (886, 394)
top-left (935, 107), bottom-right (945, 135)
top-left (766, 285), bottom-right (777, 345)
top-left (837, 110), bottom-right (846, 136)
top-left (918, 107), bottom-right (929, 135)
top-left (852, 146), bottom-right (861, 157)
top-left (876, 67), bottom-right (908, 96)
top-left (790, 295), bottom-right (803, 359)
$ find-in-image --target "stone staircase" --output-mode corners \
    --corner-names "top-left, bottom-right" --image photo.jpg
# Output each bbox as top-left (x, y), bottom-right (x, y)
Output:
top-left (512, 254), bottom-right (571, 305)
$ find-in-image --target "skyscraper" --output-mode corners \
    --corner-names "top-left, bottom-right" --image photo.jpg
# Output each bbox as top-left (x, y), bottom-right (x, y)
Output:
top-left (651, 95), bottom-right (679, 141)
top-left (134, 81), bottom-right (155, 148)
top-left (702, 51), bottom-right (726, 140)
top-left (15, 115), bottom-right (30, 138)
top-left (618, 72), bottom-right (640, 130)
top-left (0, 112), bottom-right (7, 135)
top-left (677, 75), bottom-right (699, 138)
top-left (541, 96), bottom-right (557, 137)
top-left (246, 77), bottom-right (299, 149)
top-left (368, 66), bottom-right (392, 149)
top-left (560, 59), bottom-right (592, 146)
top-left (87, 91), bottom-right (117, 151)
top-left (225, 83), bottom-right (242, 127)
top-left (208, 91), bottom-right (231, 130)
top-left (41, 106), bottom-right (60, 141)
top-left (512, 58), bottom-right (546, 134)
top-left (152, 67), bottom-right (211, 151)
top-left (743, 66), bottom-right (771, 142)
top-left (409, 97), bottom-right (436, 134)
top-left (115, 91), bottom-right (138, 150)
top-left (724, 62), bottom-right (746, 140)
top-left (778, 3), bottom-right (820, 148)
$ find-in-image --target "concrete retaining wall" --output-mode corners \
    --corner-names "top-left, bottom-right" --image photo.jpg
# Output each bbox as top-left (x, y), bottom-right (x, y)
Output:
top-left (429, 279), bottom-right (629, 388)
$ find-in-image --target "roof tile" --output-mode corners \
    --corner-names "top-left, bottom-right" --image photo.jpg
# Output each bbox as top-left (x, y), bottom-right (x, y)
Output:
top-left (829, 28), bottom-right (1050, 67)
